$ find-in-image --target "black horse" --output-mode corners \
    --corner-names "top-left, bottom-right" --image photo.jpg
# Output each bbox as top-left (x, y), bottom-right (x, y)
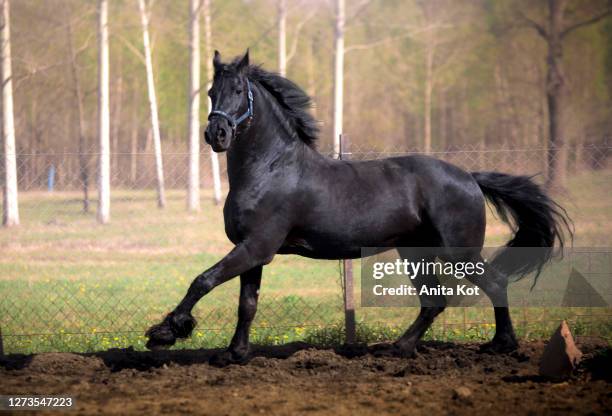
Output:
top-left (146, 50), bottom-right (571, 366)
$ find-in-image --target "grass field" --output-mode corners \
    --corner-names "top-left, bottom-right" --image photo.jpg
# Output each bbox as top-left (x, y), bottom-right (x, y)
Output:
top-left (1, 169), bottom-right (610, 353)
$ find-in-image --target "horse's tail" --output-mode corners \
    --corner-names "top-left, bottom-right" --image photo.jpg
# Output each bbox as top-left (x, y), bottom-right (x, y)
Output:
top-left (471, 171), bottom-right (573, 283)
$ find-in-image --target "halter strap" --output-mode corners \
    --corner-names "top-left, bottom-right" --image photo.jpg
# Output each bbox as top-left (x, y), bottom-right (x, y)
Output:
top-left (208, 79), bottom-right (254, 130)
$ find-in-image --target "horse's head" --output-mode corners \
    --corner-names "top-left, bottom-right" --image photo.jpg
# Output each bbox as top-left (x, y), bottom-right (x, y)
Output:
top-left (204, 50), bottom-right (253, 152)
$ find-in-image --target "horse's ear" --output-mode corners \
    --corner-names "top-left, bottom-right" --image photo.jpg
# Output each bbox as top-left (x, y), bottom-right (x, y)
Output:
top-left (237, 49), bottom-right (249, 73)
top-left (213, 50), bottom-right (222, 71)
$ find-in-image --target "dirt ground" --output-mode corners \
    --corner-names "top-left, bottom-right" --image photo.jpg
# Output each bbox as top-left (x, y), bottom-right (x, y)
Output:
top-left (1, 340), bottom-right (610, 415)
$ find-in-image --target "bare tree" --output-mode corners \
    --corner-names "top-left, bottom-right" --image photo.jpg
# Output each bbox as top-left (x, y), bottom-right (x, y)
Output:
top-left (203, 0), bottom-right (222, 205)
top-left (421, 1), bottom-right (435, 154)
top-left (413, 0), bottom-right (466, 154)
top-left (1, 0), bottom-right (18, 227)
top-left (137, 0), bottom-right (166, 208)
top-left (519, 0), bottom-right (612, 190)
top-left (97, 0), bottom-right (110, 224)
top-left (333, 0), bottom-right (413, 156)
top-left (66, 10), bottom-right (90, 213)
top-left (332, 0), bottom-right (345, 158)
top-left (187, 0), bottom-right (201, 212)
top-left (283, 1), bottom-right (317, 77)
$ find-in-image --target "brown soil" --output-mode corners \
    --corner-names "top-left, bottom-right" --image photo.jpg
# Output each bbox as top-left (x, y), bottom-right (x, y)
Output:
top-left (1, 341), bottom-right (610, 415)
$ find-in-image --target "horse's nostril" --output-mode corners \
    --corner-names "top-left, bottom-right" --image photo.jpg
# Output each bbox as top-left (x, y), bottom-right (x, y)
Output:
top-left (219, 129), bottom-right (227, 138)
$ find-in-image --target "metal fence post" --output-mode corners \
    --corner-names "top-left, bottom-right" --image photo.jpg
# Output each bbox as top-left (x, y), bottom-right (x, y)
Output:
top-left (339, 134), bottom-right (356, 344)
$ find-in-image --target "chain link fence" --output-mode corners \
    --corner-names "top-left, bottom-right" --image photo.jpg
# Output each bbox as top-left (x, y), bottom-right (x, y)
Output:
top-left (1, 143), bottom-right (610, 354)
top-left (8, 142), bottom-right (610, 192)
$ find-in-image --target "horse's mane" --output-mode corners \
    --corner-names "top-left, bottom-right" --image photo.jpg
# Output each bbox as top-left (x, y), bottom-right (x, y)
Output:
top-left (230, 58), bottom-right (319, 147)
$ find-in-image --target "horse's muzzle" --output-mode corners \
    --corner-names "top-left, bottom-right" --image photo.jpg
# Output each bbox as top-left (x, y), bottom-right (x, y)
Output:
top-left (204, 120), bottom-right (233, 152)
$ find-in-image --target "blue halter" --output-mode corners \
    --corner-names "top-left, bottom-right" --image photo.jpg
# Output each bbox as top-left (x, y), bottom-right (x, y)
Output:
top-left (208, 78), bottom-right (254, 131)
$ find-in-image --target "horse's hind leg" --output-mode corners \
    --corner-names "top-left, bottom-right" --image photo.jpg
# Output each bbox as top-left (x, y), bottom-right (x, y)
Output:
top-left (373, 252), bottom-right (446, 358)
top-left (465, 258), bottom-right (518, 352)
top-left (210, 266), bottom-right (262, 366)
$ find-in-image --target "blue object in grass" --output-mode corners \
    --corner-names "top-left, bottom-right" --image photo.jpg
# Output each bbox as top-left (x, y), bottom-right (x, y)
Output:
top-left (47, 164), bottom-right (55, 192)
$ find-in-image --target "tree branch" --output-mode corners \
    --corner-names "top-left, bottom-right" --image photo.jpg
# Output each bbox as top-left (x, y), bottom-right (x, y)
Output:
top-left (561, 8), bottom-right (612, 38)
top-left (517, 10), bottom-right (548, 39)
top-left (344, 25), bottom-right (439, 54)
top-left (74, 33), bottom-right (94, 57)
top-left (344, 33), bottom-right (411, 53)
top-left (13, 61), bottom-right (67, 91)
top-left (286, 9), bottom-right (316, 64)
top-left (346, 0), bottom-right (373, 25)
top-left (113, 33), bottom-right (146, 65)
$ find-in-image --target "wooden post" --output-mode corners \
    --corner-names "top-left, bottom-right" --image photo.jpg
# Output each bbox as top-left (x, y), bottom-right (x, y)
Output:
top-left (342, 258), bottom-right (356, 344)
top-left (339, 134), bottom-right (356, 344)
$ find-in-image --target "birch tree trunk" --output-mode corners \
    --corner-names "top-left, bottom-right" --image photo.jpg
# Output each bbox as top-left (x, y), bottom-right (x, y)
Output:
top-left (307, 38), bottom-right (317, 117)
top-left (423, 42), bottom-right (434, 154)
top-left (137, 0), bottom-right (166, 208)
top-left (130, 108), bottom-right (138, 185)
top-left (187, 0), bottom-right (201, 212)
top-left (438, 88), bottom-right (447, 150)
top-left (278, 0), bottom-right (287, 77)
top-left (97, 0), bottom-right (110, 224)
top-left (1, 0), bottom-right (18, 227)
top-left (203, 0), bottom-right (222, 205)
top-left (66, 12), bottom-right (89, 213)
top-left (112, 75), bottom-right (123, 177)
top-left (332, 0), bottom-right (344, 159)
top-left (420, 0), bottom-right (437, 155)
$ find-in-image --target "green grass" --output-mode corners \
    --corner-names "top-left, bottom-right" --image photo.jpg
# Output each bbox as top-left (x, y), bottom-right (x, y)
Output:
top-left (1, 169), bottom-right (611, 353)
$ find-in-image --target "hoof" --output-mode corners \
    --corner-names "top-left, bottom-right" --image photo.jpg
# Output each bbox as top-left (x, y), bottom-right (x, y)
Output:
top-left (335, 343), bottom-right (368, 358)
top-left (209, 349), bottom-right (250, 367)
top-left (147, 343), bottom-right (171, 352)
top-left (479, 336), bottom-right (519, 354)
top-left (369, 342), bottom-right (416, 359)
top-left (145, 312), bottom-right (197, 351)
top-left (171, 312), bottom-right (197, 339)
top-left (145, 322), bottom-right (176, 350)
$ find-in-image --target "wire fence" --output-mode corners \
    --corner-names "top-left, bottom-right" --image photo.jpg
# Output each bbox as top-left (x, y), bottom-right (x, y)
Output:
top-left (1, 143), bottom-right (611, 354)
top-left (7, 142), bottom-right (611, 191)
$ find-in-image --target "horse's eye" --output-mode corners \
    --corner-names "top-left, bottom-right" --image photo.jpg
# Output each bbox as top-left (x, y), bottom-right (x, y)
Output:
top-left (235, 89), bottom-right (243, 95)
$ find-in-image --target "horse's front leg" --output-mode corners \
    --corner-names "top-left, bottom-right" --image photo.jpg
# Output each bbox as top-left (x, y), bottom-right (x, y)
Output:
top-left (145, 238), bottom-right (276, 350)
top-left (209, 266), bottom-right (262, 367)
